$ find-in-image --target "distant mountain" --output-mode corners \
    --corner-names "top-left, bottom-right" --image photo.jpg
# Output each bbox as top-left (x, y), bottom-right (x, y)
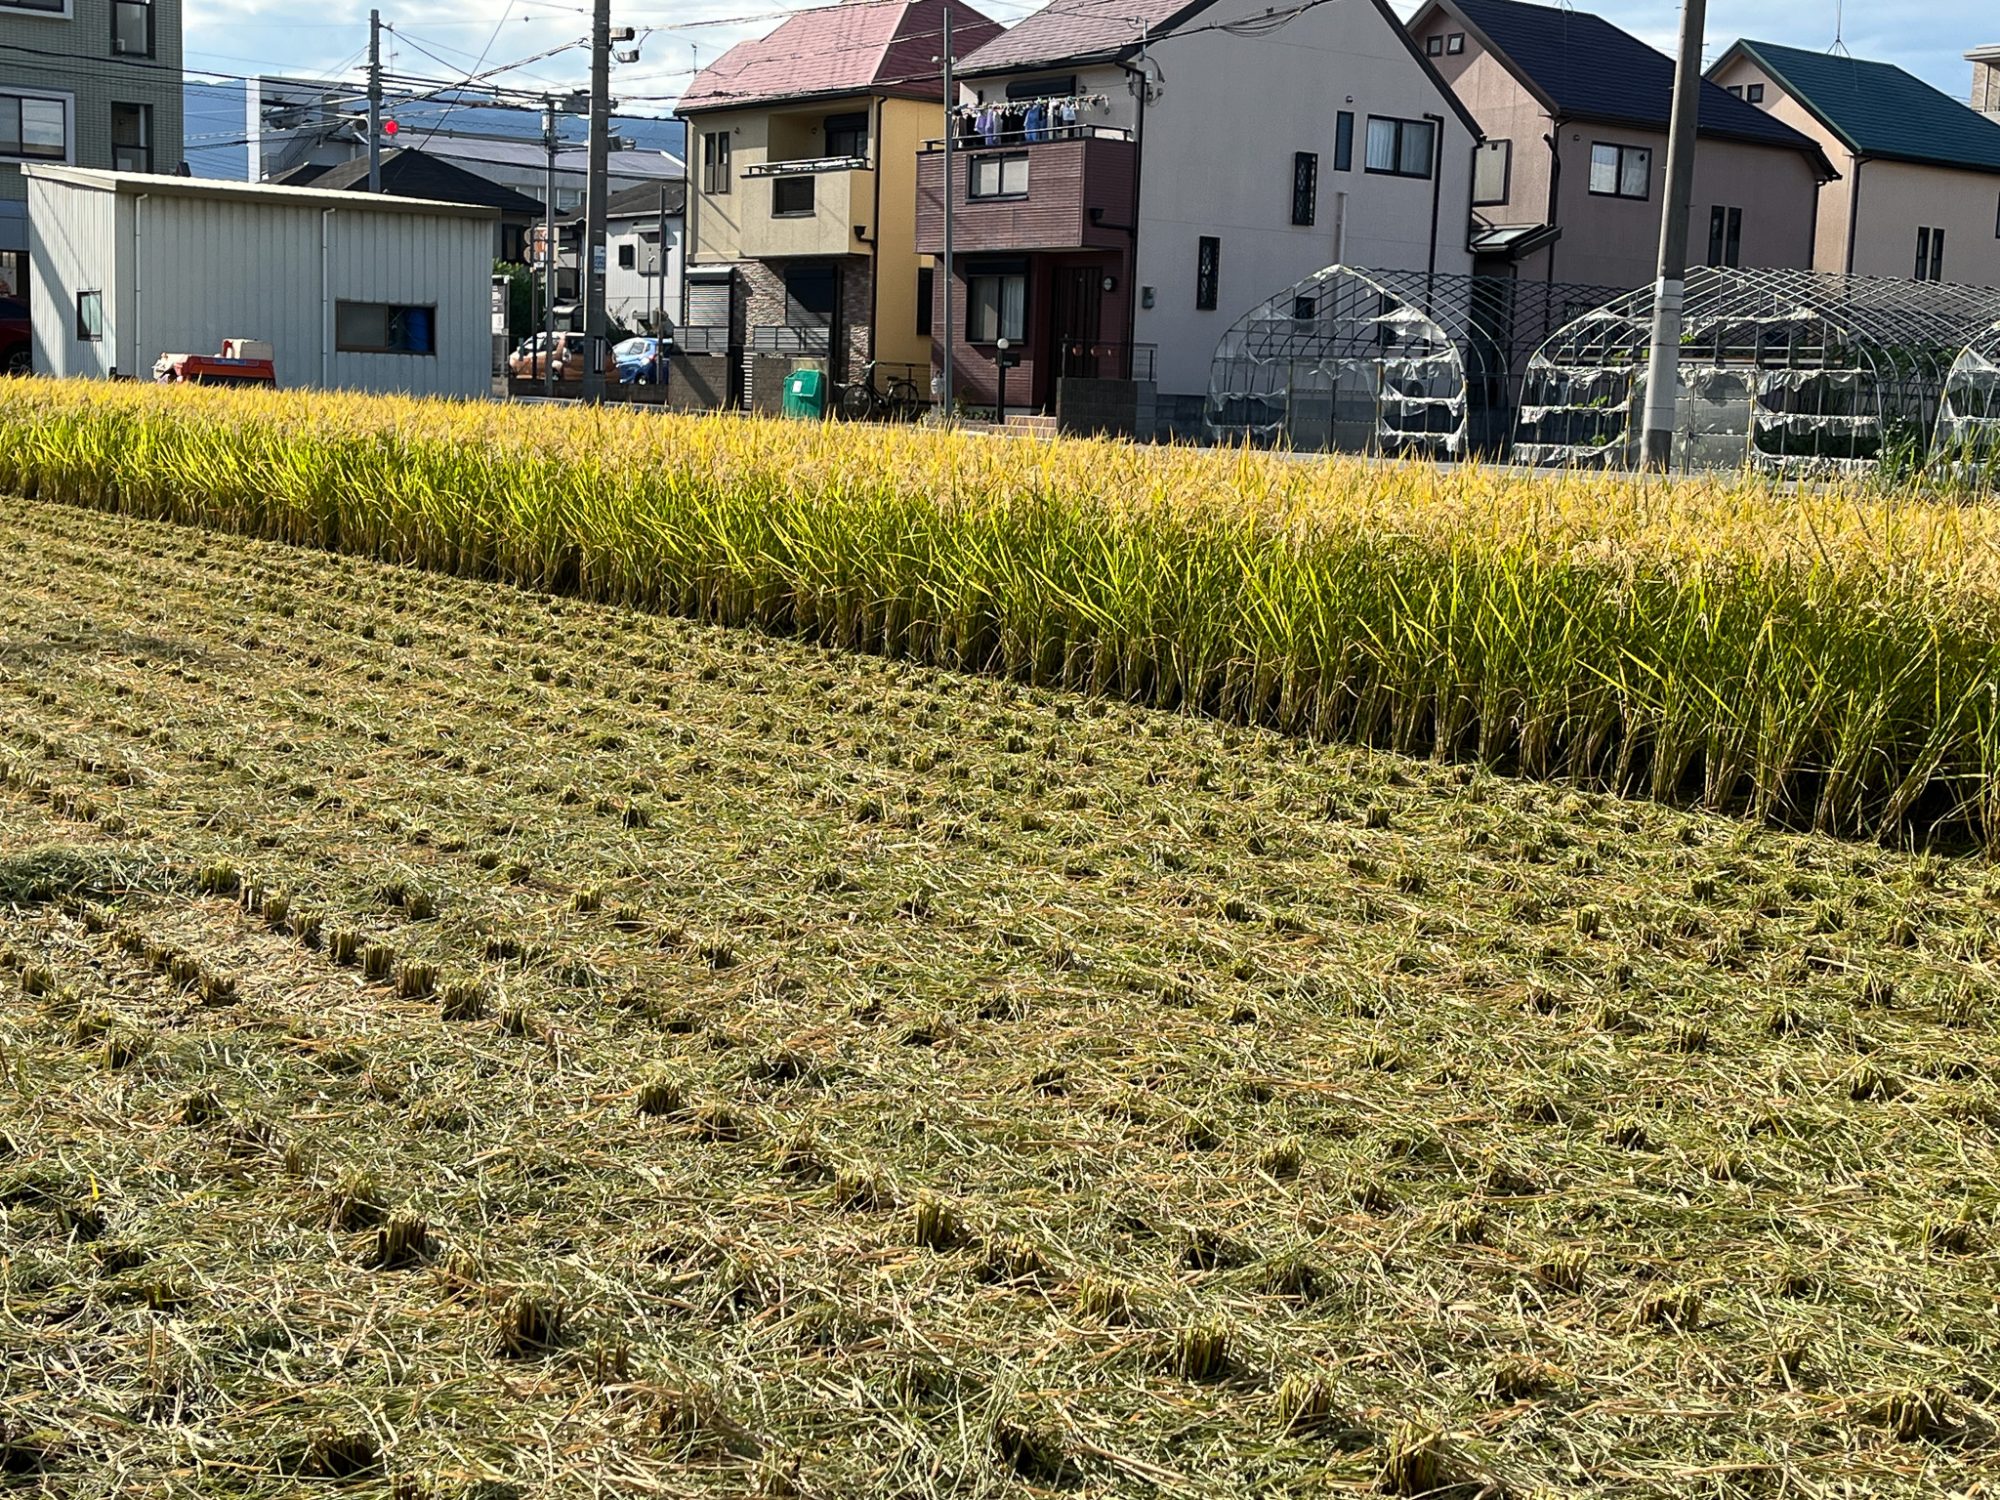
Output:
top-left (181, 80), bottom-right (685, 183)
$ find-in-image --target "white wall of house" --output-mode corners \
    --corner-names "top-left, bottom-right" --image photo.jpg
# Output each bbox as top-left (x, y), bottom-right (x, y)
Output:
top-left (607, 208), bottom-right (685, 332)
top-left (27, 166), bottom-right (495, 396)
top-left (1130, 0), bottom-right (1476, 397)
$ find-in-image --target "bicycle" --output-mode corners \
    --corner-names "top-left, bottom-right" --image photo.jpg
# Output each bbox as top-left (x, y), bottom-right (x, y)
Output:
top-left (838, 361), bottom-right (926, 423)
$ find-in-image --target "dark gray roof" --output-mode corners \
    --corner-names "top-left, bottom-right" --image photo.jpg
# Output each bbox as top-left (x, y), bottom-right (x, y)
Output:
top-left (956, 0), bottom-right (1191, 74)
top-left (603, 181), bottom-right (687, 219)
top-left (275, 149), bottom-right (547, 216)
top-left (1725, 40), bottom-right (2000, 175)
top-left (1426, 0), bottom-right (1831, 170)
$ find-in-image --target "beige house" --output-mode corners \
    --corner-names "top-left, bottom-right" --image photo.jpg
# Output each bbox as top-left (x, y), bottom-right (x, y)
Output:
top-left (1711, 41), bottom-right (2000, 286)
top-left (1408, 0), bottom-right (1832, 290)
top-left (677, 0), bottom-right (1001, 409)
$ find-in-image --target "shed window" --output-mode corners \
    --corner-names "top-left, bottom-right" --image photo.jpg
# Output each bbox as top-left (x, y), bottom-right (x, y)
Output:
top-left (772, 175), bottom-right (814, 216)
top-left (0, 94), bottom-right (67, 162)
top-left (1472, 140), bottom-right (1510, 205)
top-left (76, 290), bottom-right (103, 342)
top-left (969, 153), bottom-right (1028, 199)
top-left (335, 302), bottom-right (436, 355)
top-left (1588, 142), bottom-right (1651, 199)
top-left (1365, 116), bottom-right (1435, 178)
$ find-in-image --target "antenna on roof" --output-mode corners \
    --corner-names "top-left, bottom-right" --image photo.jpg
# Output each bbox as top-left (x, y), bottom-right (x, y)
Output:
top-left (1829, 0), bottom-right (1849, 56)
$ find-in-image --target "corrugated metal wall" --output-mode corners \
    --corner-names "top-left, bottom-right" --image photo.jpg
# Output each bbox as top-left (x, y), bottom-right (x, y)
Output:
top-left (29, 175), bottom-right (494, 396)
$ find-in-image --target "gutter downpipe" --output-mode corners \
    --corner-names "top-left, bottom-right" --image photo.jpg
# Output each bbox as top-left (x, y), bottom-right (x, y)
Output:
top-left (1844, 156), bottom-right (1864, 274)
top-left (1543, 122), bottom-right (1561, 283)
top-left (1127, 58), bottom-right (1148, 385)
top-left (321, 208), bottom-right (335, 387)
top-left (1424, 111), bottom-right (1444, 288)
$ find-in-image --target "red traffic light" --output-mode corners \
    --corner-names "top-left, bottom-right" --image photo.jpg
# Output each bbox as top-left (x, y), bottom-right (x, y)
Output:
top-left (382, 118), bottom-right (398, 135)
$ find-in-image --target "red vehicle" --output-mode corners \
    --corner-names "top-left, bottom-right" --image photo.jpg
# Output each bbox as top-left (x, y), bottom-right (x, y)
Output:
top-left (0, 296), bottom-right (30, 376)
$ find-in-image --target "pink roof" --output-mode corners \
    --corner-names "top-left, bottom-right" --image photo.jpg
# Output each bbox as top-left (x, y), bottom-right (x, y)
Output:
top-left (678, 0), bottom-right (1004, 113)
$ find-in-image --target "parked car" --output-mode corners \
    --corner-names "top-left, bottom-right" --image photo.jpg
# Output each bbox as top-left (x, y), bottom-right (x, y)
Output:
top-left (508, 331), bottom-right (612, 383)
top-left (0, 297), bottom-right (30, 375)
top-left (614, 336), bottom-right (666, 385)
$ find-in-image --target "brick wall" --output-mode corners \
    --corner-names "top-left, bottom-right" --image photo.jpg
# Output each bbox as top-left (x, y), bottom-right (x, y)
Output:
top-left (738, 253), bottom-right (873, 383)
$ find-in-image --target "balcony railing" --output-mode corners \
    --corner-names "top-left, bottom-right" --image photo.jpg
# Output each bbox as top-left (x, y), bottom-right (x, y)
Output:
top-left (749, 325), bottom-right (833, 355)
top-left (675, 325), bottom-right (730, 355)
top-left (919, 124), bottom-right (1132, 154)
top-left (742, 154), bottom-right (869, 178)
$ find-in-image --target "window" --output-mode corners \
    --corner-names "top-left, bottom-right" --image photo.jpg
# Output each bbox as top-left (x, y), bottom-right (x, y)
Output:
top-left (1005, 74), bottom-right (1076, 101)
top-left (701, 131), bottom-right (731, 194)
top-left (823, 111), bottom-right (868, 160)
top-left (1916, 226), bottom-right (1945, 282)
top-left (111, 103), bottom-right (150, 173)
top-left (334, 302), bottom-right (436, 355)
top-left (917, 265), bottom-right (933, 337)
top-left (1588, 141), bottom-right (1651, 198)
top-left (76, 290), bottom-right (102, 342)
top-left (1291, 151), bottom-right (1317, 226)
top-left (1291, 294), bottom-right (1315, 321)
top-left (784, 265), bottom-right (836, 329)
top-left (967, 270), bottom-right (1025, 342)
top-left (0, 93), bottom-right (67, 162)
top-left (1447, 33), bottom-right (1464, 54)
top-left (1706, 205), bottom-right (1742, 268)
top-left (1426, 34), bottom-right (1443, 55)
top-left (969, 152), bottom-right (1029, 199)
top-left (1334, 111), bottom-right (1353, 173)
top-left (0, 0), bottom-right (69, 12)
top-left (1746, 83), bottom-right (1765, 103)
top-left (1472, 139), bottom-right (1510, 205)
top-left (555, 187), bottom-right (581, 211)
top-left (111, 0), bottom-right (153, 57)
top-left (1365, 116), bottom-right (1436, 178)
top-left (772, 175), bottom-right (814, 216)
top-left (1195, 235), bottom-right (1220, 311)
top-left (617, 242), bottom-right (636, 270)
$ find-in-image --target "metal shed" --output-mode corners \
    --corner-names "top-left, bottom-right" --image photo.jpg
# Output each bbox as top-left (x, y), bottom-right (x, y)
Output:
top-left (1514, 266), bottom-right (2000, 474)
top-left (26, 165), bottom-right (498, 397)
top-left (1203, 266), bottom-right (1623, 457)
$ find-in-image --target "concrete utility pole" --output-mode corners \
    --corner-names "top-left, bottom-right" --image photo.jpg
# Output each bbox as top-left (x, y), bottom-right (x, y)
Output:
top-left (1640, 0), bottom-right (1708, 470)
top-left (542, 95), bottom-right (559, 397)
top-left (366, 9), bottom-right (384, 192)
top-left (938, 6), bottom-right (955, 419)
top-left (580, 0), bottom-right (613, 402)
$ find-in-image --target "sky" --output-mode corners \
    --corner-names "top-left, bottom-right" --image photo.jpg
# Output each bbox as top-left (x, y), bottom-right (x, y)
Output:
top-left (183, 0), bottom-right (1995, 122)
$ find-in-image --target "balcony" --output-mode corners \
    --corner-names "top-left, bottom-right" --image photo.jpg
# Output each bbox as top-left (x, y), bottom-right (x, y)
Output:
top-left (734, 156), bottom-right (871, 260)
top-left (915, 130), bottom-right (1137, 255)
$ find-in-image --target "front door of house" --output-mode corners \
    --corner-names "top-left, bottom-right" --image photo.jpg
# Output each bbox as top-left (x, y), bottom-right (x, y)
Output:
top-left (1047, 265), bottom-right (1104, 393)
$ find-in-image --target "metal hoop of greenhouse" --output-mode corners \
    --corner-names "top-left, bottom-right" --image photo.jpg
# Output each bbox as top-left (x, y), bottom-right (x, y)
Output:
top-left (1204, 266), bottom-right (1624, 457)
top-left (1937, 319), bottom-right (2000, 478)
top-left (1514, 266), bottom-right (2000, 475)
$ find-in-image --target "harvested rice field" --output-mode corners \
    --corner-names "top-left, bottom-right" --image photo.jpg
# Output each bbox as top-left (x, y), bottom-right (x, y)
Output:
top-left (3, 493), bottom-right (1998, 1499)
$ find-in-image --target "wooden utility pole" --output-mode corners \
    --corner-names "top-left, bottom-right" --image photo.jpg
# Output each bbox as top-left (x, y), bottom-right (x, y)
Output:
top-left (1640, 0), bottom-right (1708, 470)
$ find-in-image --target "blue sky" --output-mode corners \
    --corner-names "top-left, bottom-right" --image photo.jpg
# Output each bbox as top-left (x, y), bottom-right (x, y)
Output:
top-left (184, 0), bottom-right (1993, 118)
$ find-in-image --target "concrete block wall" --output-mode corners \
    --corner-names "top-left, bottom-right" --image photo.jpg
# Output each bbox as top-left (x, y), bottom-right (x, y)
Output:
top-left (1055, 378), bottom-right (1156, 441)
top-left (667, 353), bottom-right (735, 411)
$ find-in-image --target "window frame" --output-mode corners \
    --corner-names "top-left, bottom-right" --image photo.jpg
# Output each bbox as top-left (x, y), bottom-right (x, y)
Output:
top-left (967, 151), bottom-right (1029, 201)
top-left (1471, 139), bottom-right (1510, 206)
top-left (966, 268), bottom-right (1026, 344)
top-left (0, 89), bottom-right (72, 166)
top-left (771, 174), bottom-right (815, 218)
top-left (110, 0), bottom-right (153, 57)
top-left (1425, 34), bottom-right (1443, 55)
top-left (0, 0), bottom-right (71, 15)
top-left (1446, 32), bottom-right (1465, 54)
top-left (916, 264), bottom-right (933, 337)
top-left (1291, 150), bottom-right (1318, 227)
top-left (1364, 115), bottom-right (1437, 180)
top-left (75, 289), bottom-right (103, 342)
top-left (617, 241), bottom-right (636, 270)
top-left (1706, 204), bottom-right (1742, 268)
top-left (1587, 141), bottom-right (1652, 200)
top-left (822, 110), bottom-right (869, 161)
top-left (334, 301), bottom-right (438, 356)
top-left (111, 101), bottom-right (151, 174)
top-left (701, 130), bottom-right (731, 195)
top-left (1333, 111), bottom-right (1353, 173)
top-left (1746, 83), bottom-right (1765, 103)
top-left (1195, 235), bottom-right (1220, 312)
top-left (1916, 225), bottom-right (1945, 282)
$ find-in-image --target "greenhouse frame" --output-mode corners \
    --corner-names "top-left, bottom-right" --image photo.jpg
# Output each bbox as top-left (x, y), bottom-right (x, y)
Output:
top-left (1938, 320), bottom-right (2000, 473)
top-left (1513, 267), bottom-right (2000, 474)
top-left (1203, 266), bottom-right (1623, 457)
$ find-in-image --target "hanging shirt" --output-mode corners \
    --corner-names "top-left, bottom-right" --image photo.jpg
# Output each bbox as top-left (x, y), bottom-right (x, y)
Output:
top-left (977, 106), bottom-right (999, 147)
top-left (1024, 102), bottom-right (1047, 143)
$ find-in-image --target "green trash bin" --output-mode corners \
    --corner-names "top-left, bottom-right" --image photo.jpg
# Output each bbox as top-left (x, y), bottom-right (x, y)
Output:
top-left (782, 368), bottom-right (827, 419)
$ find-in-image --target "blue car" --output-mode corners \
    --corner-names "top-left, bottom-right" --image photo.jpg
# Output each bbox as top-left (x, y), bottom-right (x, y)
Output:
top-left (614, 336), bottom-right (666, 385)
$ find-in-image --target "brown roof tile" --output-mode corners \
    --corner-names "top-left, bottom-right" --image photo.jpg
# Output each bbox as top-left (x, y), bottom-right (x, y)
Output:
top-left (678, 0), bottom-right (1003, 113)
top-left (956, 0), bottom-right (1199, 76)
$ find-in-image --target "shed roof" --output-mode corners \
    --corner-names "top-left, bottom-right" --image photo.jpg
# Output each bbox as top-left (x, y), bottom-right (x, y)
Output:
top-left (678, 0), bottom-right (1003, 113)
top-left (1720, 40), bottom-right (2000, 174)
top-left (275, 149), bottom-right (547, 216)
top-left (22, 164), bottom-right (499, 219)
top-left (1416, 0), bottom-right (1829, 168)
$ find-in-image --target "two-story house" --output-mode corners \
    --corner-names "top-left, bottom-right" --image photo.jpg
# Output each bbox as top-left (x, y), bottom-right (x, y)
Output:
top-left (922, 0), bottom-right (1478, 423)
top-left (1710, 41), bottom-right (2000, 286)
top-left (678, 0), bottom-right (1002, 410)
top-left (1973, 46), bottom-right (2000, 121)
top-left (0, 0), bottom-right (184, 296)
top-left (1408, 0), bottom-right (1832, 289)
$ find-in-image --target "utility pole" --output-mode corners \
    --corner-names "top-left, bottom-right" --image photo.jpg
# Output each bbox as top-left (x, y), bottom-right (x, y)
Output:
top-left (938, 6), bottom-right (955, 420)
top-left (1640, 0), bottom-right (1707, 470)
top-left (366, 9), bottom-right (384, 192)
top-left (542, 95), bottom-right (559, 397)
top-left (580, 0), bottom-right (612, 402)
